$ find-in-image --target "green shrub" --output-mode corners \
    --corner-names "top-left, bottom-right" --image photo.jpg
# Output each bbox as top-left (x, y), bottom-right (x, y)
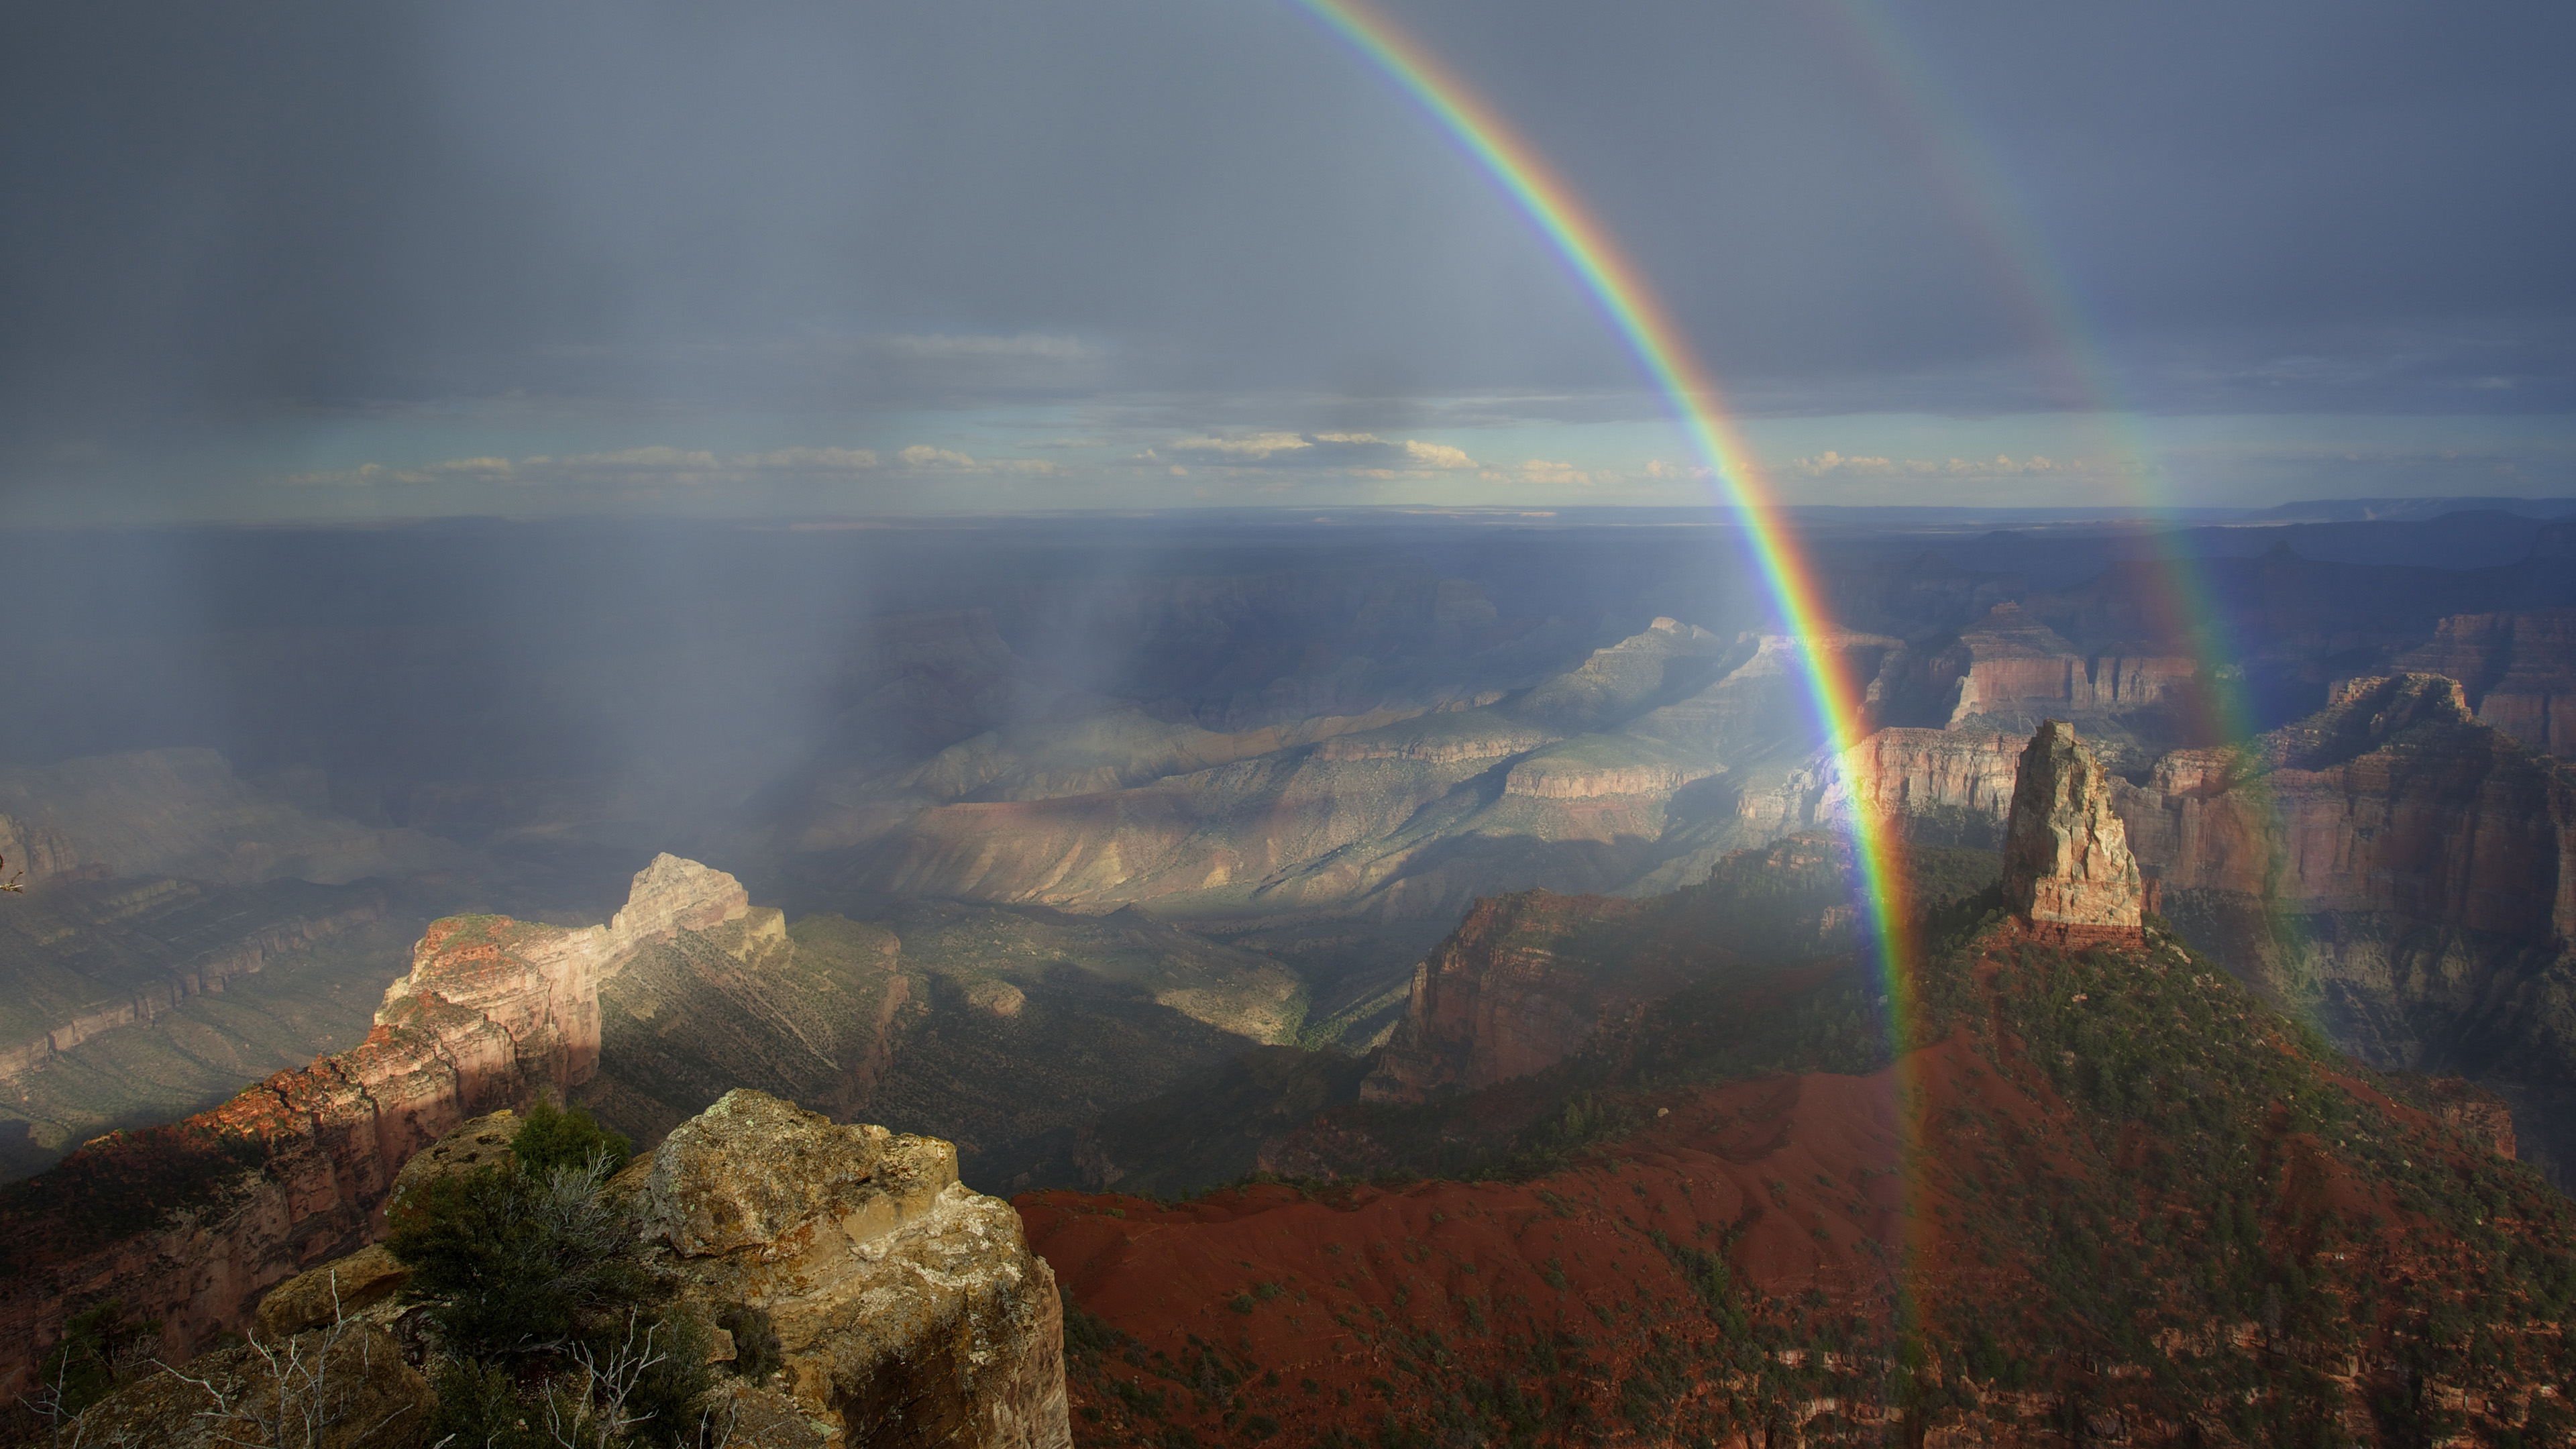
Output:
top-left (386, 1157), bottom-right (647, 1362)
top-left (32, 1297), bottom-right (161, 1421)
top-left (512, 1098), bottom-right (633, 1178)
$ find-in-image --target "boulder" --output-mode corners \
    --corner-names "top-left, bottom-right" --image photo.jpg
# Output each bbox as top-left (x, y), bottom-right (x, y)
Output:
top-left (254, 1244), bottom-right (411, 1342)
top-left (638, 1090), bottom-right (1071, 1449)
top-left (70, 1320), bottom-right (433, 1449)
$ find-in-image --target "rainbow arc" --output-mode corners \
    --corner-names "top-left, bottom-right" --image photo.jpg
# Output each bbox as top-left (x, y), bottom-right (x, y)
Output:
top-left (1294, 0), bottom-right (1919, 1008)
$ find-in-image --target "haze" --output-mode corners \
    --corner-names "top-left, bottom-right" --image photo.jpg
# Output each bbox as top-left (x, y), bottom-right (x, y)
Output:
top-left (3, 1), bottom-right (2572, 523)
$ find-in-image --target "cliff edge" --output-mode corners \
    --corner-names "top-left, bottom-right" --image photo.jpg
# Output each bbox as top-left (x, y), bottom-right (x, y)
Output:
top-left (0, 853), bottom-right (746, 1391)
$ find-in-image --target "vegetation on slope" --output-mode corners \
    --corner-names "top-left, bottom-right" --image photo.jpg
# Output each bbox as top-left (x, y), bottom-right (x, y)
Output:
top-left (1028, 888), bottom-right (2576, 1446)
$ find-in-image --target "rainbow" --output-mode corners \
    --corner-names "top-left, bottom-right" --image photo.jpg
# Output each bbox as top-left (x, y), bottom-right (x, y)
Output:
top-left (1815, 0), bottom-right (2259, 747)
top-left (1293, 0), bottom-right (1921, 1004)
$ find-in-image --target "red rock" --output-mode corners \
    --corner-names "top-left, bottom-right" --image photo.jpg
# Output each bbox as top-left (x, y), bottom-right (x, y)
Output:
top-left (2116, 676), bottom-right (2576, 943)
top-left (1360, 892), bottom-right (1682, 1105)
top-left (1936, 603), bottom-right (2197, 726)
top-left (2002, 720), bottom-right (2145, 944)
top-left (0, 853), bottom-right (749, 1389)
top-left (2392, 609), bottom-right (2576, 756)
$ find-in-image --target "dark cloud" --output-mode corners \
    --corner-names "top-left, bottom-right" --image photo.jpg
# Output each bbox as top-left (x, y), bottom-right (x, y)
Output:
top-left (1, 0), bottom-right (2569, 511)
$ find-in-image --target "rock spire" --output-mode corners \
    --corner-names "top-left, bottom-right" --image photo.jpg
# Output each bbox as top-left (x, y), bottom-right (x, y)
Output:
top-left (2002, 720), bottom-right (2144, 942)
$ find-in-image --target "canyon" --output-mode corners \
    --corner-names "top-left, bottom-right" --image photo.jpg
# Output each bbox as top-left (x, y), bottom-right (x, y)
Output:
top-left (0, 854), bottom-right (747, 1389)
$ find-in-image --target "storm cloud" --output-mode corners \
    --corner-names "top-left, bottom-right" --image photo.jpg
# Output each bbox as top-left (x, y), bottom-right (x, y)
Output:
top-left (2, 1), bottom-right (2569, 515)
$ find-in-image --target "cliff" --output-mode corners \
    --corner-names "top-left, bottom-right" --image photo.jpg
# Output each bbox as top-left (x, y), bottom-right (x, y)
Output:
top-left (2002, 720), bottom-right (2145, 943)
top-left (1936, 602), bottom-right (2198, 731)
top-left (1358, 837), bottom-right (1858, 1106)
top-left (1360, 892), bottom-right (1662, 1105)
top-left (2392, 608), bottom-right (2576, 756)
top-left (1813, 726), bottom-right (2022, 845)
top-left (0, 853), bottom-right (747, 1391)
top-left (2111, 675), bottom-right (2576, 1176)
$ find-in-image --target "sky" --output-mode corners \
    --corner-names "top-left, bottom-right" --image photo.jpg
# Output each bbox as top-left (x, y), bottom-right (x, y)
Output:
top-left (2, 1), bottom-right (2571, 523)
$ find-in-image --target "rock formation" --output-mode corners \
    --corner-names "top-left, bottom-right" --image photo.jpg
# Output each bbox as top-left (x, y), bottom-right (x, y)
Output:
top-left (73, 1093), bottom-right (1069, 1449)
top-left (1935, 603), bottom-right (2198, 732)
top-left (1360, 837), bottom-right (1858, 1106)
top-left (2002, 720), bottom-right (2145, 943)
top-left (1814, 726), bottom-right (2023, 844)
top-left (2392, 608), bottom-right (2576, 756)
top-left (631, 1090), bottom-right (1070, 1448)
top-left (1362, 891), bottom-right (1662, 1105)
top-left (2106, 674), bottom-right (2576, 1177)
top-left (0, 855), bottom-right (745, 1391)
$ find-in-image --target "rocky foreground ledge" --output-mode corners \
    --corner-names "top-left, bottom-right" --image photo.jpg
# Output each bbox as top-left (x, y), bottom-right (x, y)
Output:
top-left (73, 1089), bottom-right (1069, 1449)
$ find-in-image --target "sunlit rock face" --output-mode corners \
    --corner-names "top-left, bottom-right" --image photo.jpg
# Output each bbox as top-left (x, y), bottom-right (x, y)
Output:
top-left (1937, 603), bottom-right (2197, 728)
top-left (632, 1089), bottom-right (1071, 1449)
top-left (2394, 609), bottom-right (2576, 757)
top-left (2002, 720), bottom-right (2144, 942)
top-left (2106, 674), bottom-right (2576, 1183)
top-left (0, 855), bottom-right (747, 1392)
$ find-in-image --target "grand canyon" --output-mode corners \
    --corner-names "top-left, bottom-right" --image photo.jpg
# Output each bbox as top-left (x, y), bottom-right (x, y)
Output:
top-left (7, 5), bottom-right (2573, 1443)
top-left (0, 505), bottom-right (2571, 1444)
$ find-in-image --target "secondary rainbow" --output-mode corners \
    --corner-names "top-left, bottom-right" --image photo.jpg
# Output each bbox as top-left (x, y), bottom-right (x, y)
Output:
top-left (1293, 0), bottom-right (1920, 1008)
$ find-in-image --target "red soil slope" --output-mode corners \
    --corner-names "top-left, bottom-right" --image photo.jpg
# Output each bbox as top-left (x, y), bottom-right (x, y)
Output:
top-left (1023, 925), bottom-right (2576, 1448)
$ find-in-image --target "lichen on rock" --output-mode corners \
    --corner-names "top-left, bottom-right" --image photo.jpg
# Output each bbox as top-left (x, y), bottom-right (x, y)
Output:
top-left (633, 1089), bottom-right (1071, 1448)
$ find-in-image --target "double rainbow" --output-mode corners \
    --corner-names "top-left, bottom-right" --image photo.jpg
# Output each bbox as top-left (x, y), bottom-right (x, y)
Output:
top-left (1295, 0), bottom-right (1920, 1008)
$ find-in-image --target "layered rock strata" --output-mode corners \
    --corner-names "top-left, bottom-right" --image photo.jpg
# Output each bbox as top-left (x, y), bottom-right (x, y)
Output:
top-left (630, 1089), bottom-right (1071, 1448)
top-left (0, 855), bottom-right (745, 1390)
top-left (1362, 891), bottom-right (1662, 1105)
top-left (2392, 609), bottom-right (2576, 756)
top-left (2106, 674), bottom-right (2576, 1175)
top-left (1937, 603), bottom-right (2197, 729)
top-left (2002, 720), bottom-right (2145, 944)
top-left (1813, 727), bottom-right (2022, 844)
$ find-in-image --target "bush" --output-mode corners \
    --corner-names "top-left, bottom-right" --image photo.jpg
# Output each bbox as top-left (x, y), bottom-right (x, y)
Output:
top-left (30, 1297), bottom-right (161, 1422)
top-left (386, 1157), bottom-right (647, 1361)
top-left (513, 1098), bottom-right (633, 1179)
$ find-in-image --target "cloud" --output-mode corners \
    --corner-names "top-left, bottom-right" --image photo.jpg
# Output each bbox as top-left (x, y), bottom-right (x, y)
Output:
top-left (1480, 459), bottom-right (1593, 486)
top-left (895, 444), bottom-right (1059, 475)
top-left (275, 444), bottom-right (892, 489)
top-left (1789, 451), bottom-right (2072, 479)
top-left (879, 333), bottom-right (1094, 363)
top-left (1155, 431), bottom-right (1477, 474)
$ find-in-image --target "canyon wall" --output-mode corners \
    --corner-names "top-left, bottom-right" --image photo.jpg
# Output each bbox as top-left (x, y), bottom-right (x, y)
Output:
top-left (2392, 609), bottom-right (2576, 757)
top-left (1360, 891), bottom-right (1665, 1104)
top-left (1937, 603), bottom-right (2198, 729)
top-left (0, 853), bottom-right (746, 1389)
top-left (2110, 675), bottom-right (2576, 1177)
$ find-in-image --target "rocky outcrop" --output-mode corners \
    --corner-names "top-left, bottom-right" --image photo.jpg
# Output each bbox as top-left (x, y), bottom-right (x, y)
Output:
top-left (1935, 603), bottom-right (2198, 731)
top-left (2111, 676), bottom-right (2576, 1179)
top-left (2002, 721), bottom-right (2144, 943)
top-left (634, 1090), bottom-right (1070, 1448)
top-left (1359, 838), bottom-right (1858, 1106)
top-left (1362, 891), bottom-right (1661, 1104)
top-left (1814, 727), bottom-right (2021, 844)
top-left (2392, 609), bottom-right (2576, 756)
top-left (2117, 676), bottom-right (2575, 944)
top-left (0, 855), bottom-right (746, 1391)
